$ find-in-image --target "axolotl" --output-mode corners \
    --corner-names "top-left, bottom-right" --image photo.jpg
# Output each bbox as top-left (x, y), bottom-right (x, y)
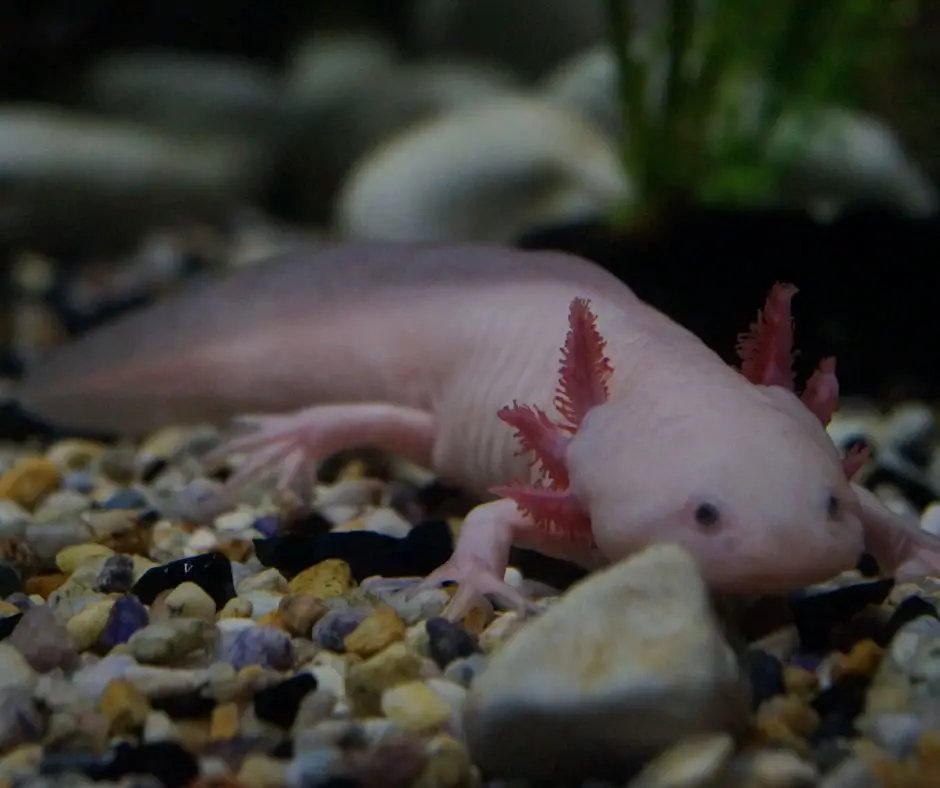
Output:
top-left (16, 243), bottom-right (940, 619)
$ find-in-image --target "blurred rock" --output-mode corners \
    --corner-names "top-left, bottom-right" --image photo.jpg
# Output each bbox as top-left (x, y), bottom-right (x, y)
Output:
top-left (82, 49), bottom-right (286, 141)
top-left (0, 106), bottom-right (270, 253)
top-left (336, 96), bottom-right (629, 243)
top-left (276, 34), bottom-right (521, 223)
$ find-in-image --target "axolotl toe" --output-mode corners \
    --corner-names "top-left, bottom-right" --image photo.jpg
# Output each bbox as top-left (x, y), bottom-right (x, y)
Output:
top-left (16, 243), bottom-right (940, 620)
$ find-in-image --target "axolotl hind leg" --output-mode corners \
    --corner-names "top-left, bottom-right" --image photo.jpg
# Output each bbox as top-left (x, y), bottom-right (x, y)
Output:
top-left (416, 298), bottom-right (609, 621)
top-left (208, 403), bottom-right (435, 502)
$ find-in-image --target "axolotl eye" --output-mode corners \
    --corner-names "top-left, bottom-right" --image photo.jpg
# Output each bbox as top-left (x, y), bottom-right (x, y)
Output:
top-left (693, 502), bottom-right (721, 531)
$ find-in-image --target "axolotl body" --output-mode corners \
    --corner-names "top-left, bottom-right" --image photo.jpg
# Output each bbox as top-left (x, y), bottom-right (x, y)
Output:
top-left (17, 243), bottom-right (940, 618)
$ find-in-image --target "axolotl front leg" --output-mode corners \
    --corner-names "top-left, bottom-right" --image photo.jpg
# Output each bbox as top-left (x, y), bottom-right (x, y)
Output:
top-left (735, 282), bottom-right (940, 582)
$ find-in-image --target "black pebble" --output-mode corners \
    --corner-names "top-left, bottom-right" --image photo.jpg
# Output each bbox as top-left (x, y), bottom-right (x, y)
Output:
top-left (855, 552), bottom-right (880, 578)
top-left (741, 649), bottom-right (785, 710)
top-left (0, 561), bottom-right (22, 597)
top-left (809, 675), bottom-right (870, 744)
top-left (508, 546), bottom-right (588, 591)
top-left (132, 551), bottom-right (236, 609)
top-left (254, 519), bottom-right (454, 581)
top-left (412, 479), bottom-right (478, 520)
top-left (105, 742), bottom-right (199, 788)
top-left (271, 740), bottom-right (294, 759)
top-left (253, 672), bottom-right (318, 728)
top-left (42, 742), bottom-right (198, 788)
top-left (281, 509), bottom-right (334, 536)
top-left (0, 612), bottom-right (23, 641)
top-left (40, 752), bottom-right (112, 777)
top-left (878, 594), bottom-right (939, 647)
top-left (150, 690), bottom-right (217, 719)
top-left (789, 578), bottom-right (895, 654)
top-left (426, 617), bottom-right (478, 669)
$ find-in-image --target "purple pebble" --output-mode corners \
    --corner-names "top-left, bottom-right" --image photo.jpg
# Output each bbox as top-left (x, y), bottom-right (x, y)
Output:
top-left (253, 516), bottom-right (279, 538)
top-left (223, 626), bottom-right (294, 671)
top-left (311, 609), bottom-right (369, 653)
top-left (99, 595), bottom-right (149, 650)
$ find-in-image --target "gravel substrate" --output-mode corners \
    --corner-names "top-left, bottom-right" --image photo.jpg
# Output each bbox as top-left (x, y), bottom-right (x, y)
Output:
top-left (0, 399), bottom-right (932, 788)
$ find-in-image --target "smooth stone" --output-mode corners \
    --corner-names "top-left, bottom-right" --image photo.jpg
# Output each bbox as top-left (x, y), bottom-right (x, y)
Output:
top-left (463, 544), bottom-right (749, 782)
top-left (279, 32), bottom-right (518, 221)
top-left (83, 50), bottom-right (284, 140)
top-left (0, 106), bottom-right (267, 253)
top-left (335, 96), bottom-right (628, 244)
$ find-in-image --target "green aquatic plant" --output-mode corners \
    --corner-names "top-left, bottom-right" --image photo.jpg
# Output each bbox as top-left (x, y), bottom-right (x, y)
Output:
top-left (604, 0), bottom-right (918, 229)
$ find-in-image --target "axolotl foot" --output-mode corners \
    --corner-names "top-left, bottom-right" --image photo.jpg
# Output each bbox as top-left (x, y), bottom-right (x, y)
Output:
top-left (407, 499), bottom-right (540, 621)
top-left (207, 403), bottom-right (435, 503)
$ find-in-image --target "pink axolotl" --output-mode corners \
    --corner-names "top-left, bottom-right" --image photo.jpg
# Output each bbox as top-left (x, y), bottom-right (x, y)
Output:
top-left (16, 242), bottom-right (940, 619)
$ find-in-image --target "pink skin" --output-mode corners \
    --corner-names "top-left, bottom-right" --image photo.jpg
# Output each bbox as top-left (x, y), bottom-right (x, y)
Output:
top-left (16, 244), bottom-right (940, 620)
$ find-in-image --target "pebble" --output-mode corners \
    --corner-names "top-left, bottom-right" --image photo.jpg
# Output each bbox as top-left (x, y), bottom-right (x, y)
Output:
top-left (464, 544), bottom-right (749, 782)
top-left (382, 680), bottom-right (452, 735)
top-left (0, 458), bottom-right (61, 510)
top-left (66, 597), bottom-right (115, 650)
top-left (127, 618), bottom-right (215, 665)
top-left (344, 603), bottom-right (406, 657)
top-left (288, 559), bottom-right (354, 598)
top-left (99, 678), bottom-right (151, 736)
top-left (99, 594), bottom-right (150, 649)
top-left (221, 625), bottom-right (293, 671)
top-left (7, 604), bottom-right (78, 673)
top-left (164, 581), bottom-right (217, 622)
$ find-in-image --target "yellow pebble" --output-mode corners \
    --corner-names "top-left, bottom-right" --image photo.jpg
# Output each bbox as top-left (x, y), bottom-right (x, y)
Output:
top-left (210, 702), bottom-right (241, 741)
top-left (24, 573), bottom-right (67, 599)
top-left (238, 754), bottom-right (288, 788)
top-left (0, 744), bottom-right (42, 771)
top-left (164, 582), bottom-right (217, 622)
top-left (783, 665), bottom-right (818, 697)
top-left (288, 559), bottom-right (353, 598)
top-left (67, 598), bottom-right (116, 651)
top-left (381, 680), bottom-right (451, 734)
top-left (45, 439), bottom-right (106, 471)
top-left (332, 516), bottom-right (367, 532)
top-left (344, 603), bottom-right (406, 658)
top-left (55, 543), bottom-right (114, 575)
top-left (458, 597), bottom-right (492, 636)
top-left (0, 458), bottom-right (61, 509)
top-left (446, 518), bottom-right (463, 540)
top-left (416, 735), bottom-right (473, 788)
top-left (833, 639), bottom-right (884, 680)
top-left (257, 610), bottom-right (289, 630)
top-left (99, 678), bottom-right (151, 735)
top-left (218, 597), bottom-right (253, 620)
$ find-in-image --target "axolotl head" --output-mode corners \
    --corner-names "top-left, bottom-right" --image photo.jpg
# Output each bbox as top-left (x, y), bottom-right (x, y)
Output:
top-left (564, 381), bottom-right (865, 594)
